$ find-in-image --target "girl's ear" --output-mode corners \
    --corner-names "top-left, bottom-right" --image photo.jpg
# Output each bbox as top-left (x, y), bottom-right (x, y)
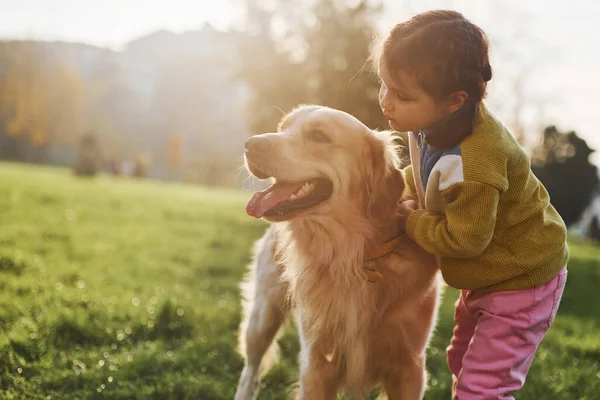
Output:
top-left (446, 90), bottom-right (468, 113)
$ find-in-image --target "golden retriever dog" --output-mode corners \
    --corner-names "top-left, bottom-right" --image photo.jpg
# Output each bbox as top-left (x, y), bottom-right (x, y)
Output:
top-left (235, 105), bottom-right (441, 400)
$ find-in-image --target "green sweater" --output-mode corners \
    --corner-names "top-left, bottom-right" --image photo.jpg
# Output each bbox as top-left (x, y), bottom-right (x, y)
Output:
top-left (404, 104), bottom-right (568, 292)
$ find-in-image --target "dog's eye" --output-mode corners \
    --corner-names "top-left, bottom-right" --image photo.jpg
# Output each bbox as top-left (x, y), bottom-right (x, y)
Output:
top-left (307, 130), bottom-right (331, 143)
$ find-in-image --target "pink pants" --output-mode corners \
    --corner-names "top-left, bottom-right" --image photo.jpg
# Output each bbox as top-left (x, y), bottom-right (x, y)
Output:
top-left (447, 267), bottom-right (567, 399)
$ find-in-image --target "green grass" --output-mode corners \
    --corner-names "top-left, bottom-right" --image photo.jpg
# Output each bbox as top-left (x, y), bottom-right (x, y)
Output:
top-left (0, 162), bottom-right (598, 399)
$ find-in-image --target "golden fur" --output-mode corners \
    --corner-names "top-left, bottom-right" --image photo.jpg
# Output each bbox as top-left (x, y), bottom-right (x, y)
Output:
top-left (235, 105), bottom-right (441, 400)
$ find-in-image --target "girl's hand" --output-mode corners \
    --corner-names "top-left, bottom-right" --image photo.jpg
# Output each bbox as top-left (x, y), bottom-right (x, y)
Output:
top-left (397, 200), bottom-right (418, 230)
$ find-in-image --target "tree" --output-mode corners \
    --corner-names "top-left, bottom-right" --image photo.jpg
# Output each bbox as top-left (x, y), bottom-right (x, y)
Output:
top-left (73, 131), bottom-right (102, 177)
top-left (235, 0), bottom-right (309, 134)
top-left (303, 0), bottom-right (387, 130)
top-left (83, 52), bottom-right (134, 162)
top-left (0, 43), bottom-right (86, 161)
top-left (236, 0), bottom-right (388, 135)
top-left (532, 126), bottom-right (599, 227)
top-left (167, 132), bottom-right (182, 168)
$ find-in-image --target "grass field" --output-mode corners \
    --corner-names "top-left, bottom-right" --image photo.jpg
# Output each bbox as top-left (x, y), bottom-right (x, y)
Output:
top-left (0, 162), bottom-right (598, 400)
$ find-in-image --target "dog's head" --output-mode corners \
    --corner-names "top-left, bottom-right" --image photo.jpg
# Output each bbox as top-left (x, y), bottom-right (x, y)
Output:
top-left (245, 105), bottom-right (405, 222)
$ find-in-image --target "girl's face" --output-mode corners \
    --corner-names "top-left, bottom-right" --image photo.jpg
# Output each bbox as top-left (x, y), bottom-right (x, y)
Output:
top-left (378, 63), bottom-right (449, 133)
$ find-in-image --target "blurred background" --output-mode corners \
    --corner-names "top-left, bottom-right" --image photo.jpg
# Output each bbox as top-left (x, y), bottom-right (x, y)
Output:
top-left (0, 1), bottom-right (599, 399)
top-left (1, 0), bottom-right (599, 233)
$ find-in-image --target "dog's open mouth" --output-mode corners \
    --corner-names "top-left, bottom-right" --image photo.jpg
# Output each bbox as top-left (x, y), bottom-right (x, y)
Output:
top-left (246, 178), bottom-right (333, 219)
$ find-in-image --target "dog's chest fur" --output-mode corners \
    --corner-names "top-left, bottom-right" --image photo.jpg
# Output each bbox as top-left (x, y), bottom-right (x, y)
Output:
top-left (274, 220), bottom-right (392, 387)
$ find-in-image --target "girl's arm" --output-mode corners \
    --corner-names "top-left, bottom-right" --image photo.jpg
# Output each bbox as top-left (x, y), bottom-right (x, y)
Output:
top-left (406, 180), bottom-right (500, 258)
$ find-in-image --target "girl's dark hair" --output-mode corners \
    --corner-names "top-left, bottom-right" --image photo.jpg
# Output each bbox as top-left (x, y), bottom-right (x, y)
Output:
top-left (379, 10), bottom-right (492, 103)
top-left (376, 10), bottom-right (493, 148)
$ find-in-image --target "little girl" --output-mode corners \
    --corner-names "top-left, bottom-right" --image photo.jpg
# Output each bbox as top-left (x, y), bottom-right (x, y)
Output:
top-left (376, 10), bottom-right (569, 399)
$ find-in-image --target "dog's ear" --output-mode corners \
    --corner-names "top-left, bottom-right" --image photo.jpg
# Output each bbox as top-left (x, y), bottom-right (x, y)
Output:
top-left (364, 132), bottom-right (405, 221)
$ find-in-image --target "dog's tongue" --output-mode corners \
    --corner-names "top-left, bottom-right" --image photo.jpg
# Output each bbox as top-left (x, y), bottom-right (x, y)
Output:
top-left (246, 182), bottom-right (305, 218)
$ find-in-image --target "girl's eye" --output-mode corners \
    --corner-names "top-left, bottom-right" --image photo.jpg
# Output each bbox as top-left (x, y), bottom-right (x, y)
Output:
top-left (396, 92), bottom-right (412, 101)
top-left (307, 130), bottom-right (331, 143)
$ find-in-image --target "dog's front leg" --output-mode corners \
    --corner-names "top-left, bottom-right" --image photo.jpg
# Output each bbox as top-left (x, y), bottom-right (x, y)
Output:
top-left (384, 355), bottom-right (426, 400)
top-left (297, 315), bottom-right (339, 400)
top-left (298, 349), bottom-right (339, 400)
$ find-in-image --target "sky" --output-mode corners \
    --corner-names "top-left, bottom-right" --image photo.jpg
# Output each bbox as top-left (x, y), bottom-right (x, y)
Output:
top-left (0, 0), bottom-right (598, 161)
top-left (0, 0), bottom-right (244, 49)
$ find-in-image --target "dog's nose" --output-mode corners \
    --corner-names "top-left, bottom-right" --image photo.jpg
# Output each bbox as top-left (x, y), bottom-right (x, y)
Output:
top-left (245, 136), bottom-right (272, 155)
